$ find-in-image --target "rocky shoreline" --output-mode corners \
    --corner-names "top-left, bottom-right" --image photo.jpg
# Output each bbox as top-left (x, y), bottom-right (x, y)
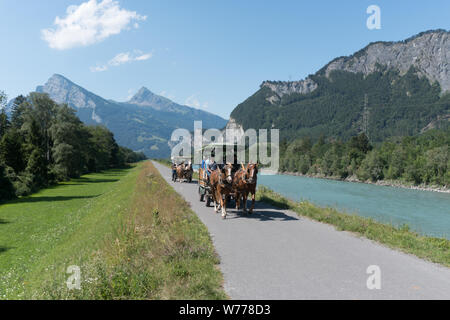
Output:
top-left (280, 171), bottom-right (450, 194)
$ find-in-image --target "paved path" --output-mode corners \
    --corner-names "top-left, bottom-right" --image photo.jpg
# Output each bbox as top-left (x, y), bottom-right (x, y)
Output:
top-left (153, 161), bottom-right (450, 299)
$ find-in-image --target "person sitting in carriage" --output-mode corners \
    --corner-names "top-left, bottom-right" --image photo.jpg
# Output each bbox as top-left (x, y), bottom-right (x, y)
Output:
top-left (206, 157), bottom-right (218, 180)
top-left (171, 159), bottom-right (177, 181)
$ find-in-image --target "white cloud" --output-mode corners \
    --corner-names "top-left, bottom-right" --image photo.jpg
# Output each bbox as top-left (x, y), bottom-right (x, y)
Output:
top-left (109, 52), bottom-right (132, 66)
top-left (185, 94), bottom-right (209, 110)
top-left (160, 90), bottom-right (176, 101)
top-left (90, 50), bottom-right (152, 72)
top-left (42, 0), bottom-right (147, 50)
top-left (89, 65), bottom-right (108, 72)
top-left (135, 53), bottom-right (152, 61)
top-left (127, 88), bottom-right (136, 100)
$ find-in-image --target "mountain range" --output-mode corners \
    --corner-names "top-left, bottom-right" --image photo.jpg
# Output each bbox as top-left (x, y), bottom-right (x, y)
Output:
top-left (4, 30), bottom-right (449, 157)
top-left (229, 29), bottom-right (450, 143)
top-left (28, 74), bottom-right (227, 158)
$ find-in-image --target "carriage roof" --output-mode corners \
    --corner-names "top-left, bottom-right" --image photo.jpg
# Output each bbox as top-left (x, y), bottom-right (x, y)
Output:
top-left (200, 142), bottom-right (237, 151)
top-left (171, 156), bottom-right (192, 161)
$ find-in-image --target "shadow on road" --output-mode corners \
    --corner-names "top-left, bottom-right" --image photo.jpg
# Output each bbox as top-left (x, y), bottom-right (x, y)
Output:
top-left (235, 210), bottom-right (298, 221)
top-left (172, 180), bottom-right (199, 184)
top-left (225, 201), bottom-right (299, 221)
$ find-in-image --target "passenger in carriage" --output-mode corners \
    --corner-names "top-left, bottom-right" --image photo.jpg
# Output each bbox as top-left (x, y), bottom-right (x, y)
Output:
top-left (171, 160), bottom-right (177, 181)
top-left (207, 157), bottom-right (217, 180)
top-left (204, 156), bottom-right (210, 177)
top-left (201, 156), bottom-right (206, 171)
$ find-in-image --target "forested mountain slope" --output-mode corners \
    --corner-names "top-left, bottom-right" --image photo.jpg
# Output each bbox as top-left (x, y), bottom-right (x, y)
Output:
top-left (230, 30), bottom-right (450, 143)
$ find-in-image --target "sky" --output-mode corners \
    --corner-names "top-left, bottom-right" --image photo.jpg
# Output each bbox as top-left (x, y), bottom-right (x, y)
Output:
top-left (0, 0), bottom-right (449, 119)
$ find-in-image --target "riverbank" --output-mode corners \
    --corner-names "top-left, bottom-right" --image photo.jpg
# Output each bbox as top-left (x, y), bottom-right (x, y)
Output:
top-left (280, 171), bottom-right (450, 194)
top-left (256, 186), bottom-right (450, 268)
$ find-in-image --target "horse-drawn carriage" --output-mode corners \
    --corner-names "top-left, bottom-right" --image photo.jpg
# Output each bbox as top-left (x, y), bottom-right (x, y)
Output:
top-left (197, 143), bottom-right (258, 219)
top-left (171, 156), bottom-right (193, 183)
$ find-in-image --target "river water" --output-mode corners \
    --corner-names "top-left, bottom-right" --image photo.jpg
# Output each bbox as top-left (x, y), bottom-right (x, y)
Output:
top-left (258, 174), bottom-right (450, 239)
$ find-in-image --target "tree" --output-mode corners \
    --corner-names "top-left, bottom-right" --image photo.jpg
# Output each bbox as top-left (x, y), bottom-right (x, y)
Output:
top-left (0, 109), bottom-right (9, 139)
top-left (50, 105), bottom-right (88, 179)
top-left (23, 118), bottom-right (48, 188)
top-left (423, 147), bottom-right (449, 185)
top-left (349, 133), bottom-right (372, 154)
top-left (357, 150), bottom-right (385, 181)
top-left (10, 95), bottom-right (27, 129)
top-left (86, 126), bottom-right (124, 171)
top-left (0, 128), bottom-right (26, 173)
top-left (0, 163), bottom-right (15, 202)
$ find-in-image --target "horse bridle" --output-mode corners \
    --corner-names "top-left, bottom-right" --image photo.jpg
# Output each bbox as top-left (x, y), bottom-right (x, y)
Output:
top-left (247, 163), bottom-right (257, 184)
top-left (218, 164), bottom-right (233, 186)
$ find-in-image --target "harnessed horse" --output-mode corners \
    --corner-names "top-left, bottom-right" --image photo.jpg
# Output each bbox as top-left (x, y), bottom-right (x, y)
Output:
top-left (209, 163), bottom-right (234, 219)
top-left (175, 161), bottom-right (193, 182)
top-left (232, 164), bottom-right (250, 213)
top-left (243, 163), bottom-right (258, 214)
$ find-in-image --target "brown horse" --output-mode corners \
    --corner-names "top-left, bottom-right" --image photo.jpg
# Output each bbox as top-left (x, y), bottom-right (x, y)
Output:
top-left (232, 164), bottom-right (250, 213)
top-left (175, 163), bottom-right (184, 181)
top-left (209, 163), bottom-right (234, 219)
top-left (175, 161), bottom-right (193, 182)
top-left (243, 163), bottom-right (258, 214)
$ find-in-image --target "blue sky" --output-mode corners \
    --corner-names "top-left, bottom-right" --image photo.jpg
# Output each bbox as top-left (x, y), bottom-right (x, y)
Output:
top-left (0, 0), bottom-right (449, 119)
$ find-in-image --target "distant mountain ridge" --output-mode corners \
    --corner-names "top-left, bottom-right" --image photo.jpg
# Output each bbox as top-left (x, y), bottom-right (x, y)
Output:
top-left (259, 29), bottom-right (449, 102)
top-left (230, 29), bottom-right (450, 143)
top-left (34, 74), bottom-right (227, 158)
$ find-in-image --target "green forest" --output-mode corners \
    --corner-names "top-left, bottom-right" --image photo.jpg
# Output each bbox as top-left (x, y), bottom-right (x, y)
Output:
top-left (231, 66), bottom-right (450, 143)
top-left (231, 65), bottom-right (450, 187)
top-left (0, 91), bottom-right (146, 202)
top-left (280, 130), bottom-right (450, 187)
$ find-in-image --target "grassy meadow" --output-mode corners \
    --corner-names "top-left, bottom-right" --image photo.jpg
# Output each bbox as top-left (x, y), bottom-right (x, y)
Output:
top-left (0, 161), bottom-right (225, 299)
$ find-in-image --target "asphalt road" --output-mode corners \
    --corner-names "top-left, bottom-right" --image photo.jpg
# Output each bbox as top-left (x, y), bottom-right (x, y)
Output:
top-left (153, 161), bottom-right (450, 299)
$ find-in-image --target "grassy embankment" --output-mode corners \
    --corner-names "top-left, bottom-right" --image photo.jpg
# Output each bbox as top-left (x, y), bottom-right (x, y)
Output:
top-left (0, 161), bottom-right (225, 299)
top-left (256, 186), bottom-right (450, 267)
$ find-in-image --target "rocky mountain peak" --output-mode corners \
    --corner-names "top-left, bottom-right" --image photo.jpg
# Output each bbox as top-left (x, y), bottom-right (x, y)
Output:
top-left (128, 87), bottom-right (180, 112)
top-left (128, 87), bottom-right (157, 105)
top-left (261, 29), bottom-right (449, 104)
top-left (323, 29), bottom-right (449, 90)
top-left (36, 74), bottom-right (105, 110)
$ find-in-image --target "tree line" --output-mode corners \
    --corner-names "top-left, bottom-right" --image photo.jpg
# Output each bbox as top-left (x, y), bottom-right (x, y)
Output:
top-left (0, 91), bottom-right (146, 201)
top-left (280, 130), bottom-right (450, 187)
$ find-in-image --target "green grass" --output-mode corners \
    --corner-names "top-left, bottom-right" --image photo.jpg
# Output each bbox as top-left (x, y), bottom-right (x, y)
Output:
top-left (0, 162), bottom-right (225, 299)
top-left (257, 186), bottom-right (450, 268)
top-left (0, 168), bottom-right (133, 299)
